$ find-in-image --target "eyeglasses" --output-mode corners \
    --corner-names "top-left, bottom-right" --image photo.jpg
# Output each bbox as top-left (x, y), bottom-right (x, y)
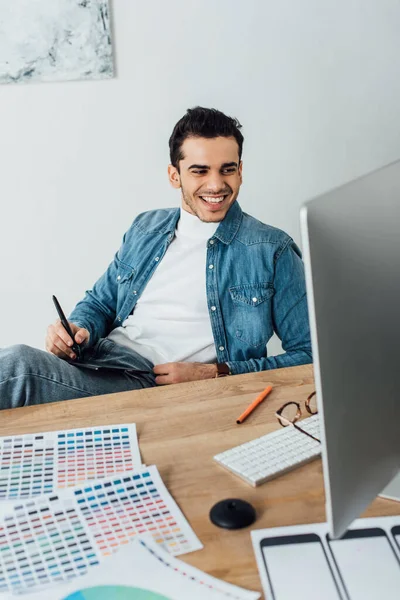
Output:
top-left (274, 391), bottom-right (321, 443)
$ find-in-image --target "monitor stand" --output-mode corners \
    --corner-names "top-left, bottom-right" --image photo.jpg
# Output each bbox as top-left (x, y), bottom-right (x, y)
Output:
top-left (379, 471), bottom-right (400, 502)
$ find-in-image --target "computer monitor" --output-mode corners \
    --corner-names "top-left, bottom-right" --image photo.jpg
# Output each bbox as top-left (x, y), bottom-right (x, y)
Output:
top-left (300, 160), bottom-right (400, 539)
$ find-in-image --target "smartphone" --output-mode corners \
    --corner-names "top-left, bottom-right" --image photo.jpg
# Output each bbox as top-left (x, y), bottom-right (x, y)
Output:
top-left (391, 525), bottom-right (400, 553)
top-left (327, 527), bottom-right (400, 600)
top-left (260, 533), bottom-right (342, 600)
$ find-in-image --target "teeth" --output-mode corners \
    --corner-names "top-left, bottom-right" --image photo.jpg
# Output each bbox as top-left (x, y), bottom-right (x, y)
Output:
top-left (201, 196), bottom-right (225, 203)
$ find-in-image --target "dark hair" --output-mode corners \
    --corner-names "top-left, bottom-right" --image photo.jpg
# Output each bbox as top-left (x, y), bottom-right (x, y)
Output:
top-left (169, 106), bottom-right (244, 170)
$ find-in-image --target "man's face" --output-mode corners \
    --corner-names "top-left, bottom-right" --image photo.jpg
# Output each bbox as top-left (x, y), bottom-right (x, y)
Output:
top-left (168, 136), bottom-right (243, 223)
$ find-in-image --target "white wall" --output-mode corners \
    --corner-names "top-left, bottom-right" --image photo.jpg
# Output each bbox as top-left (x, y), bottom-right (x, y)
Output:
top-left (1, 0), bottom-right (400, 351)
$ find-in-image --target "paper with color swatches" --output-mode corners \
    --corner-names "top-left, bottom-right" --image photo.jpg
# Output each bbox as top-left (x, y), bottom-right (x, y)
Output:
top-left (0, 424), bottom-right (142, 500)
top-left (0, 466), bottom-right (202, 594)
top-left (0, 538), bottom-right (260, 600)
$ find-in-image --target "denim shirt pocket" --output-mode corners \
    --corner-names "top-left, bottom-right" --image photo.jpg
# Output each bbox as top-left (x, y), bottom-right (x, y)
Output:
top-left (116, 261), bottom-right (135, 285)
top-left (229, 282), bottom-right (274, 347)
top-left (116, 261), bottom-right (135, 303)
top-left (115, 261), bottom-right (136, 319)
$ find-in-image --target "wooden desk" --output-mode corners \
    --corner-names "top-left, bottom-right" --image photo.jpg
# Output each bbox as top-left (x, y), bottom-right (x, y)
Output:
top-left (0, 364), bottom-right (399, 597)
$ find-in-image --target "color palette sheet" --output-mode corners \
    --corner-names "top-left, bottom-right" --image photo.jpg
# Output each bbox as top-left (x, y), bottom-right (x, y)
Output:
top-left (1, 539), bottom-right (260, 600)
top-left (0, 466), bottom-right (202, 594)
top-left (0, 424), bottom-right (142, 501)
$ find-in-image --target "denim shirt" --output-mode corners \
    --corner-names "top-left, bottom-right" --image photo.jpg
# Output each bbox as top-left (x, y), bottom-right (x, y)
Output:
top-left (69, 201), bottom-right (312, 375)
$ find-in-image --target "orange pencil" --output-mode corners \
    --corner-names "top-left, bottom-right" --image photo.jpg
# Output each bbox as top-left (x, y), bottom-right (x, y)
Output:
top-left (236, 385), bottom-right (273, 424)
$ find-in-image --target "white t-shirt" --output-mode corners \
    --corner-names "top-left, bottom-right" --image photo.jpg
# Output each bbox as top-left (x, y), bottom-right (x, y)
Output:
top-left (107, 209), bottom-right (219, 366)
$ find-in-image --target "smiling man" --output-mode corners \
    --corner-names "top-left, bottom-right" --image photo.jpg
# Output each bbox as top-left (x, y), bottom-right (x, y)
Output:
top-left (0, 107), bottom-right (312, 409)
top-left (170, 135), bottom-right (242, 222)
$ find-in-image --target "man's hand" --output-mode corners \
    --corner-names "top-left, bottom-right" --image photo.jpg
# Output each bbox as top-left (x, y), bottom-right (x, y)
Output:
top-left (153, 362), bottom-right (218, 385)
top-left (45, 320), bottom-right (90, 360)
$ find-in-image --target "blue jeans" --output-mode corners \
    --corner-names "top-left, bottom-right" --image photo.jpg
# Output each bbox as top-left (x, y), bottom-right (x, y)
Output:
top-left (0, 339), bottom-right (156, 410)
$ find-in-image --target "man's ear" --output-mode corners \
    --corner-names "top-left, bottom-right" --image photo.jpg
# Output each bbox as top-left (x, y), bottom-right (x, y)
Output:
top-left (238, 160), bottom-right (243, 185)
top-left (168, 164), bottom-right (181, 189)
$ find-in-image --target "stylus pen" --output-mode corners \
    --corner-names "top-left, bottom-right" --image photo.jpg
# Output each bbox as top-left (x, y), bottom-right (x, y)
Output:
top-left (52, 295), bottom-right (82, 359)
top-left (236, 385), bottom-right (273, 424)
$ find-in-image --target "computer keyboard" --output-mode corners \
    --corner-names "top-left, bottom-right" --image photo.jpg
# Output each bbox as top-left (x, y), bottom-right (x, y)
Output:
top-left (213, 415), bottom-right (321, 487)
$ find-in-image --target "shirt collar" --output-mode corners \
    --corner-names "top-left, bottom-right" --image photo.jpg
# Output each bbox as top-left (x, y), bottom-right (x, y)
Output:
top-left (164, 201), bottom-right (243, 244)
top-left (214, 201), bottom-right (243, 245)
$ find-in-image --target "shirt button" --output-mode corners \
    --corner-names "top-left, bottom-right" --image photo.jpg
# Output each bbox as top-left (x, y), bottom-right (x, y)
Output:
top-left (211, 306), bottom-right (216, 311)
top-left (209, 240), bottom-right (215, 245)
top-left (117, 316), bottom-right (121, 321)
top-left (219, 345), bottom-right (225, 351)
top-left (209, 264), bottom-right (214, 269)
top-left (252, 297), bottom-right (258, 303)
top-left (155, 257), bottom-right (160, 262)
top-left (132, 290), bottom-right (137, 295)
top-left (117, 275), bottom-right (121, 281)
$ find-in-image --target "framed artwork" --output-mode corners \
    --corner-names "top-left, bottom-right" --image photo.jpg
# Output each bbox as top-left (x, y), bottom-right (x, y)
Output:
top-left (0, 0), bottom-right (114, 84)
